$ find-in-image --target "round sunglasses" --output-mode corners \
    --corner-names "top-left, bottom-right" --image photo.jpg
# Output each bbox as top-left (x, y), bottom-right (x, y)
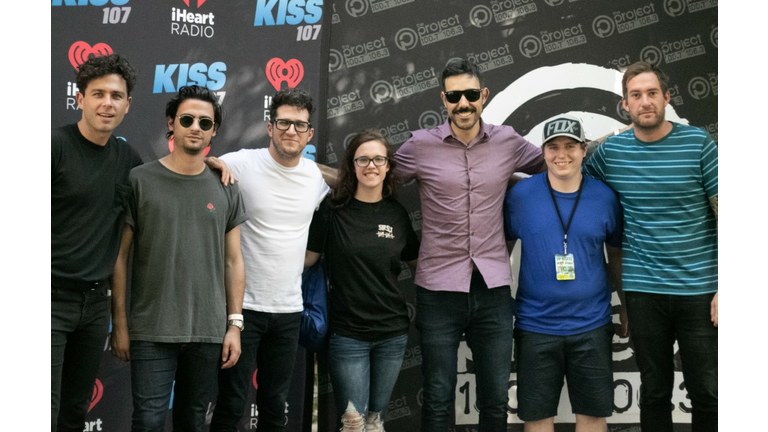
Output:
top-left (177, 114), bottom-right (215, 131)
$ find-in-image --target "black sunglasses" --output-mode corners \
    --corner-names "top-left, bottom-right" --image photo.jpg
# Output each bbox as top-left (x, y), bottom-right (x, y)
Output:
top-left (177, 114), bottom-right (215, 131)
top-left (444, 89), bottom-right (483, 104)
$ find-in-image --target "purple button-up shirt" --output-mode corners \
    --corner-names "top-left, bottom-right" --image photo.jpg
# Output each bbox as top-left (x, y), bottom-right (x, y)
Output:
top-left (394, 119), bottom-right (545, 292)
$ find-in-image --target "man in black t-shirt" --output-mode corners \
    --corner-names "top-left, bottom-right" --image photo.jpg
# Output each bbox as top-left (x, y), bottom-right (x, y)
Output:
top-left (51, 54), bottom-right (140, 432)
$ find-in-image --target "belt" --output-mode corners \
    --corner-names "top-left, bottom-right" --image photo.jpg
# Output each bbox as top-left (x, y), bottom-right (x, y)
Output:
top-left (51, 275), bottom-right (109, 291)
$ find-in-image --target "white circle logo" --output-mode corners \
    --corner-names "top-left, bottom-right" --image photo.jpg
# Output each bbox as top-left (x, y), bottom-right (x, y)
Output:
top-left (328, 49), bottom-right (344, 72)
top-left (663, 0), bottom-right (686, 17)
top-left (688, 77), bottom-right (710, 99)
top-left (518, 35), bottom-right (542, 58)
top-left (469, 5), bottom-right (493, 28)
top-left (592, 15), bottom-right (615, 38)
top-left (345, 0), bottom-right (369, 17)
top-left (395, 28), bottom-right (419, 51)
top-left (639, 45), bottom-right (663, 66)
top-left (370, 80), bottom-right (395, 104)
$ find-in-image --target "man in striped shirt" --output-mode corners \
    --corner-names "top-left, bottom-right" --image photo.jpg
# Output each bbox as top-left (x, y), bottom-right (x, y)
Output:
top-left (583, 62), bottom-right (717, 432)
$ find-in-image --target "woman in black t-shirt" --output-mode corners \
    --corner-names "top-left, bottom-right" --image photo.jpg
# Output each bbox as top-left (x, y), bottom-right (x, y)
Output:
top-left (306, 129), bottom-right (419, 432)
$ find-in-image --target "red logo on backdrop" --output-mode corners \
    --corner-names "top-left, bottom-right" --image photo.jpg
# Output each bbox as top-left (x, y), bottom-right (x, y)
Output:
top-left (68, 42), bottom-right (114, 70)
top-left (266, 58), bottom-right (304, 91)
top-left (168, 135), bottom-right (211, 156)
top-left (88, 379), bottom-right (104, 412)
top-left (183, 0), bottom-right (208, 7)
top-left (252, 369), bottom-right (258, 390)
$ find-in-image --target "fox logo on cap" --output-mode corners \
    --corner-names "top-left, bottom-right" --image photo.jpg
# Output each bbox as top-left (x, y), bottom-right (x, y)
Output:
top-left (542, 114), bottom-right (585, 143)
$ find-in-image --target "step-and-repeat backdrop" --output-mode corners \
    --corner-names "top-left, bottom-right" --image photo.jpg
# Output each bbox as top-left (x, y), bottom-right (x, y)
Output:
top-left (52, 0), bottom-right (717, 431)
top-left (52, 0), bottom-right (330, 431)
top-left (318, 1), bottom-right (717, 432)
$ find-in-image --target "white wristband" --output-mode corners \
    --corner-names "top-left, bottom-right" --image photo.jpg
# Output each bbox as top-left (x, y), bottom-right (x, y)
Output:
top-left (228, 313), bottom-right (244, 321)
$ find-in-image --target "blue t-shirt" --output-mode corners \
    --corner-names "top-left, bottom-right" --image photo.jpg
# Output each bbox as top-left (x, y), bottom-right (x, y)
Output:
top-left (583, 122), bottom-right (718, 295)
top-left (504, 173), bottom-right (623, 335)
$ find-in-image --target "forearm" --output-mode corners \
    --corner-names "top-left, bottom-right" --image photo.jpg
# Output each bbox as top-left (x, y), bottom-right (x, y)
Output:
top-left (316, 162), bottom-right (339, 187)
top-left (224, 258), bottom-right (245, 315)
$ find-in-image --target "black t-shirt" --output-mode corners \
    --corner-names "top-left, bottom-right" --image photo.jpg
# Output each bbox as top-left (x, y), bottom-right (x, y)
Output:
top-left (307, 196), bottom-right (420, 341)
top-left (51, 123), bottom-right (142, 281)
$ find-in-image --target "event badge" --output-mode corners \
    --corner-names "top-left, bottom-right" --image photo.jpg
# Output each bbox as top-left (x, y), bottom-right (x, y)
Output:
top-left (555, 253), bottom-right (575, 280)
top-left (555, 254), bottom-right (576, 280)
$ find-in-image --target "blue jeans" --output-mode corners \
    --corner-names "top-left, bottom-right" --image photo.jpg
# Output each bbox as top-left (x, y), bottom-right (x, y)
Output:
top-left (415, 273), bottom-right (515, 432)
top-left (211, 310), bottom-right (301, 432)
top-left (328, 333), bottom-right (408, 430)
top-left (625, 291), bottom-right (718, 432)
top-left (51, 281), bottom-right (110, 432)
top-left (130, 340), bottom-right (221, 432)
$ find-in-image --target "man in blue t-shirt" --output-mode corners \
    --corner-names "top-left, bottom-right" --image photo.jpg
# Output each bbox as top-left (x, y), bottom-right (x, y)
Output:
top-left (504, 115), bottom-right (626, 432)
top-left (583, 62), bottom-right (718, 432)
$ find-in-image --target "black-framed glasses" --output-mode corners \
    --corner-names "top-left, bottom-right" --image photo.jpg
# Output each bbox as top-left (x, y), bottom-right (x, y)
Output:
top-left (354, 156), bottom-right (389, 167)
top-left (177, 115), bottom-right (214, 131)
top-left (443, 89), bottom-right (483, 104)
top-left (273, 118), bottom-right (311, 133)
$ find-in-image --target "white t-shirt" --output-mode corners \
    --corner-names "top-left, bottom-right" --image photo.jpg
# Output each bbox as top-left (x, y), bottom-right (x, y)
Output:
top-left (221, 148), bottom-right (329, 313)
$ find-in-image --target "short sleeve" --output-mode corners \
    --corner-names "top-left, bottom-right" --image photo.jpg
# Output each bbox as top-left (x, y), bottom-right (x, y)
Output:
top-left (307, 198), bottom-right (331, 253)
top-left (583, 141), bottom-right (608, 182)
top-left (225, 183), bottom-right (248, 233)
top-left (700, 135), bottom-right (718, 199)
top-left (393, 134), bottom-right (418, 186)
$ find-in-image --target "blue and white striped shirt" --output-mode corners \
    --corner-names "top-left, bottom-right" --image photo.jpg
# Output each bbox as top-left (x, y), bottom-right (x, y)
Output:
top-left (583, 122), bottom-right (718, 295)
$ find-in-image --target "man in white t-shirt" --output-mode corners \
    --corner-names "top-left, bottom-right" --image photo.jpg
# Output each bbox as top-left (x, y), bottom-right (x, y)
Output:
top-left (211, 88), bottom-right (329, 432)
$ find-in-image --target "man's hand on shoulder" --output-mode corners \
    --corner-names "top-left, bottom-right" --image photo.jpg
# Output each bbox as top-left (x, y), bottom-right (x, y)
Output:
top-left (205, 156), bottom-right (236, 185)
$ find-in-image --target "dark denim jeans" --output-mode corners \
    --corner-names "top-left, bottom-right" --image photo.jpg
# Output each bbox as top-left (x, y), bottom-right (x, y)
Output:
top-left (415, 273), bottom-right (515, 432)
top-left (51, 282), bottom-right (110, 432)
top-left (625, 291), bottom-right (718, 432)
top-left (211, 310), bottom-right (301, 432)
top-left (328, 333), bottom-right (408, 430)
top-left (130, 340), bottom-right (221, 432)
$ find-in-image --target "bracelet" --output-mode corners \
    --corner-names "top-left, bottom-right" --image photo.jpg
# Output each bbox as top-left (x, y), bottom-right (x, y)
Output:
top-left (228, 313), bottom-right (244, 321)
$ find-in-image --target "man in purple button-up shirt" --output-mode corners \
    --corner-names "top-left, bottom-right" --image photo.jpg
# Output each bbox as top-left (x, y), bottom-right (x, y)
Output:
top-left (395, 59), bottom-right (545, 431)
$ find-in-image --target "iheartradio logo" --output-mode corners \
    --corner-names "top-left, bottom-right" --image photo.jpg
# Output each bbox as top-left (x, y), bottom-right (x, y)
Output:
top-left (88, 379), bottom-right (104, 412)
top-left (266, 58), bottom-right (304, 92)
top-left (69, 41), bottom-right (114, 69)
top-left (182, 0), bottom-right (208, 7)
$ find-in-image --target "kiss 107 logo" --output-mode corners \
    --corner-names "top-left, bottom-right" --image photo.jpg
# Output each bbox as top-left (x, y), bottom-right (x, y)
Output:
top-left (52, 0), bottom-right (132, 24)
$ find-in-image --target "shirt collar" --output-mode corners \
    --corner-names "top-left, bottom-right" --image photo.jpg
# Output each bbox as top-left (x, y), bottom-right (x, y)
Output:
top-left (440, 118), bottom-right (491, 144)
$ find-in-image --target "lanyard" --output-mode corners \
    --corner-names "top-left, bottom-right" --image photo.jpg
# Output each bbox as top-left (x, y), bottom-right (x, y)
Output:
top-left (546, 175), bottom-right (585, 255)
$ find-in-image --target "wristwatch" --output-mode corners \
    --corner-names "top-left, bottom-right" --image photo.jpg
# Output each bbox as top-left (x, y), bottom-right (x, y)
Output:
top-left (227, 318), bottom-right (244, 331)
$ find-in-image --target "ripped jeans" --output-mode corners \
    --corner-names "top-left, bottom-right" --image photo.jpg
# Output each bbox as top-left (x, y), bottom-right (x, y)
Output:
top-left (328, 333), bottom-right (408, 431)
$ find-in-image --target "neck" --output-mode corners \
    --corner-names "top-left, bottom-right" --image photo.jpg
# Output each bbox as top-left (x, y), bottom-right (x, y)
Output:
top-left (77, 120), bottom-right (110, 146)
top-left (268, 143), bottom-right (301, 168)
top-left (354, 186), bottom-right (383, 203)
top-left (547, 172), bottom-right (582, 193)
top-left (160, 151), bottom-right (206, 175)
top-left (634, 120), bottom-right (673, 142)
top-left (450, 122), bottom-right (480, 146)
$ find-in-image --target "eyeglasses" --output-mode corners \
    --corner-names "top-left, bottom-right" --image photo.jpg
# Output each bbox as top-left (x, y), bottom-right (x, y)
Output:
top-left (354, 156), bottom-right (389, 167)
top-left (177, 115), bottom-right (214, 131)
top-left (273, 118), bottom-right (311, 133)
top-left (443, 89), bottom-right (483, 104)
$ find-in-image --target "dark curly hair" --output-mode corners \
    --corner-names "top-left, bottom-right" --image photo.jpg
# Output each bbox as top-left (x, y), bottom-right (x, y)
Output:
top-left (165, 85), bottom-right (223, 139)
top-left (330, 128), bottom-right (398, 207)
top-left (269, 88), bottom-right (315, 123)
top-left (76, 53), bottom-right (136, 96)
top-left (441, 58), bottom-right (484, 91)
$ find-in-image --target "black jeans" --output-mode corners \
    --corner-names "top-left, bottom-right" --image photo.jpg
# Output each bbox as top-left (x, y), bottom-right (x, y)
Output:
top-left (51, 281), bottom-right (110, 432)
top-left (211, 310), bottom-right (301, 432)
top-left (415, 273), bottom-right (515, 432)
top-left (626, 291), bottom-right (718, 432)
